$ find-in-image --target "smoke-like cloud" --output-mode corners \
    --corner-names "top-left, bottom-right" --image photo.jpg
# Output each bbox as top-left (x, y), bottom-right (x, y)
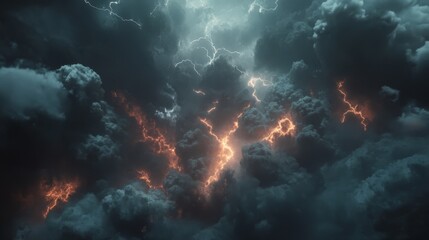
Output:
top-left (0, 67), bottom-right (66, 119)
top-left (2, 0), bottom-right (429, 239)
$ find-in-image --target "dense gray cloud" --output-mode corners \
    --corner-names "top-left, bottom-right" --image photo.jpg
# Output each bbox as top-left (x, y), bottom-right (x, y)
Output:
top-left (0, 67), bottom-right (66, 119)
top-left (57, 64), bottom-right (104, 104)
top-left (2, 0), bottom-right (429, 239)
top-left (17, 183), bottom-right (173, 240)
top-left (77, 134), bottom-right (120, 165)
top-left (379, 85), bottom-right (400, 102)
top-left (396, 105), bottom-right (429, 135)
top-left (255, 21), bottom-right (317, 71)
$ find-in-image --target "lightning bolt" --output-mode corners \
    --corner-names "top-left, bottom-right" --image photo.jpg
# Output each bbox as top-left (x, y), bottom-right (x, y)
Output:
top-left (42, 179), bottom-right (78, 218)
top-left (247, 77), bottom-right (273, 103)
top-left (174, 59), bottom-right (202, 76)
top-left (248, 0), bottom-right (279, 13)
top-left (150, 0), bottom-right (169, 16)
top-left (199, 104), bottom-right (249, 192)
top-left (188, 36), bottom-right (242, 66)
top-left (262, 115), bottom-right (296, 144)
top-left (174, 12), bottom-right (243, 75)
top-left (112, 91), bottom-right (181, 171)
top-left (83, 0), bottom-right (144, 27)
top-left (207, 100), bottom-right (218, 114)
top-left (337, 81), bottom-right (368, 131)
top-left (193, 89), bottom-right (206, 96)
top-left (137, 170), bottom-right (163, 189)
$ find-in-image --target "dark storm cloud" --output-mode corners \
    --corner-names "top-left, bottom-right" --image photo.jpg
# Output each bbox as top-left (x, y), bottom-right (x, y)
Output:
top-left (255, 21), bottom-right (317, 71)
top-left (17, 182), bottom-right (174, 240)
top-left (241, 142), bottom-right (303, 186)
top-left (379, 85), bottom-right (400, 102)
top-left (313, 0), bottom-right (429, 107)
top-left (0, 0), bottom-right (181, 110)
top-left (57, 64), bottom-right (105, 104)
top-left (291, 95), bottom-right (329, 129)
top-left (239, 107), bottom-right (269, 139)
top-left (293, 125), bottom-right (336, 171)
top-left (313, 134), bottom-right (429, 239)
top-left (0, 67), bottom-right (66, 119)
top-left (225, 156), bottom-right (314, 240)
top-left (16, 194), bottom-right (112, 240)
top-left (3, 0), bottom-right (429, 239)
top-left (102, 183), bottom-right (172, 233)
top-left (396, 105), bottom-right (429, 135)
top-left (77, 134), bottom-right (120, 165)
top-left (176, 128), bottom-right (213, 180)
top-left (0, 64), bottom-right (126, 239)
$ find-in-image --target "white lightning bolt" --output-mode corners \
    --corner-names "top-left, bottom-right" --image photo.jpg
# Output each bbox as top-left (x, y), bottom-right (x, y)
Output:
top-left (247, 77), bottom-right (273, 103)
top-left (83, 0), bottom-right (170, 27)
top-left (189, 36), bottom-right (242, 66)
top-left (193, 89), bottom-right (206, 96)
top-left (174, 59), bottom-right (202, 76)
top-left (174, 35), bottom-right (242, 76)
top-left (83, 0), bottom-right (143, 27)
top-left (174, 12), bottom-right (243, 75)
top-left (248, 0), bottom-right (279, 13)
top-left (150, 0), bottom-right (170, 16)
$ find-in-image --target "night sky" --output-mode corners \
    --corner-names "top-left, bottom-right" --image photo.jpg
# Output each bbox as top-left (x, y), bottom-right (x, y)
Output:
top-left (1, 0), bottom-right (429, 239)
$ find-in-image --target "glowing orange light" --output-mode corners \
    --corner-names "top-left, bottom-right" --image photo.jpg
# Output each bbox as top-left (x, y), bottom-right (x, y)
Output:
top-left (137, 170), bottom-right (162, 189)
top-left (42, 179), bottom-right (78, 218)
top-left (262, 116), bottom-right (296, 144)
top-left (200, 105), bottom-right (249, 190)
top-left (247, 77), bottom-right (272, 102)
top-left (207, 100), bottom-right (218, 114)
top-left (113, 91), bottom-right (181, 171)
top-left (337, 81), bottom-right (368, 131)
top-left (193, 89), bottom-right (206, 96)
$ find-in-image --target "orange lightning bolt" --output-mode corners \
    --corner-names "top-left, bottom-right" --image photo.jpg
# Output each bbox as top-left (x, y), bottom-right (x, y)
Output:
top-left (42, 179), bottom-right (78, 218)
top-left (137, 170), bottom-right (162, 189)
top-left (200, 105), bottom-right (249, 190)
top-left (247, 77), bottom-right (272, 102)
top-left (337, 81), bottom-right (368, 131)
top-left (193, 89), bottom-right (206, 96)
top-left (113, 91), bottom-right (181, 171)
top-left (262, 116), bottom-right (296, 144)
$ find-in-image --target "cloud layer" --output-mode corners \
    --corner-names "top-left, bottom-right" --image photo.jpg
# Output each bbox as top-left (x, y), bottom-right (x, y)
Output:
top-left (1, 0), bottom-right (429, 239)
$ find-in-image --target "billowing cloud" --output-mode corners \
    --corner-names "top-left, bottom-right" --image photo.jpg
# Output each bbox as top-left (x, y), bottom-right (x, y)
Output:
top-left (2, 0), bottom-right (429, 239)
top-left (0, 67), bottom-right (66, 119)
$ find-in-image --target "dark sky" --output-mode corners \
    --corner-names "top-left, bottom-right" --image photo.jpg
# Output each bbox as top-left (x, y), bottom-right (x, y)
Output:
top-left (1, 0), bottom-right (429, 239)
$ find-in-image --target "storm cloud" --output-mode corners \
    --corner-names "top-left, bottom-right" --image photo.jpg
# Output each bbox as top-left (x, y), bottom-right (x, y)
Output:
top-left (1, 0), bottom-right (429, 239)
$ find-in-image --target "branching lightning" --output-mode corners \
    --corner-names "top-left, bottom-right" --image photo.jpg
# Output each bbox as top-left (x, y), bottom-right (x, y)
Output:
top-left (262, 116), bottom-right (296, 144)
top-left (83, 0), bottom-right (143, 27)
top-left (337, 81), bottom-right (368, 131)
top-left (248, 0), bottom-right (279, 13)
top-left (137, 170), bottom-right (162, 189)
top-left (113, 91), bottom-right (181, 171)
top-left (247, 77), bottom-right (273, 103)
top-left (174, 59), bottom-right (202, 76)
top-left (84, 0), bottom-right (298, 201)
top-left (189, 36), bottom-right (242, 66)
top-left (174, 11), bottom-right (243, 76)
top-left (42, 179), bottom-right (78, 218)
top-left (199, 104), bottom-right (249, 191)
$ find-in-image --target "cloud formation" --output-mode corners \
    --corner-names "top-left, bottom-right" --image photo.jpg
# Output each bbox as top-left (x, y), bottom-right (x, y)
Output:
top-left (1, 0), bottom-right (429, 239)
